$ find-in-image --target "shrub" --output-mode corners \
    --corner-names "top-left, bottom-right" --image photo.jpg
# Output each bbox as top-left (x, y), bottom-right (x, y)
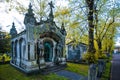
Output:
top-left (95, 50), bottom-right (107, 59)
top-left (100, 62), bottom-right (111, 80)
top-left (82, 52), bottom-right (98, 64)
top-left (0, 53), bottom-right (11, 62)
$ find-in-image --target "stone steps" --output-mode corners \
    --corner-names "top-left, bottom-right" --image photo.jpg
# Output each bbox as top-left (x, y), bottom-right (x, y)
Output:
top-left (41, 64), bottom-right (67, 75)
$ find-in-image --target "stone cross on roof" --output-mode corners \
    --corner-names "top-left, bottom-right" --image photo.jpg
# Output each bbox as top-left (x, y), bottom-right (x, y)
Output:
top-left (49, 1), bottom-right (54, 9)
top-left (48, 1), bottom-right (54, 22)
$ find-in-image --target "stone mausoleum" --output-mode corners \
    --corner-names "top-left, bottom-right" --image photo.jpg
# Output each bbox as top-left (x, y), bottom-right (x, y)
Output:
top-left (66, 41), bottom-right (87, 62)
top-left (10, 2), bottom-right (66, 73)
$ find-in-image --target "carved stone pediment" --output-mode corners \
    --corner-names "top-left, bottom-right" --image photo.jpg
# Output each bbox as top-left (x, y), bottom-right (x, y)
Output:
top-left (34, 22), bottom-right (64, 40)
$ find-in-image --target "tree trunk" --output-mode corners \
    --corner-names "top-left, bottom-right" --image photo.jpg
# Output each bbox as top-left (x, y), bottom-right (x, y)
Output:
top-left (98, 41), bottom-right (102, 50)
top-left (85, 0), bottom-right (97, 80)
top-left (97, 39), bottom-right (102, 51)
top-left (86, 0), bottom-right (95, 53)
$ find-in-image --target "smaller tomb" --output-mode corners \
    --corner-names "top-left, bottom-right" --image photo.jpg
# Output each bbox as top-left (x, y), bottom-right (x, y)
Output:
top-left (66, 41), bottom-right (87, 62)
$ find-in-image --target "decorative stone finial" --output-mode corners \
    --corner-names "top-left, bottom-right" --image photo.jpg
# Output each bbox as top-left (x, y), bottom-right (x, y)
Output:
top-left (12, 22), bottom-right (15, 28)
top-left (48, 1), bottom-right (54, 22)
top-left (61, 22), bottom-right (67, 36)
top-left (29, 3), bottom-right (32, 9)
top-left (10, 22), bottom-right (17, 37)
top-left (61, 23), bottom-right (64, 30)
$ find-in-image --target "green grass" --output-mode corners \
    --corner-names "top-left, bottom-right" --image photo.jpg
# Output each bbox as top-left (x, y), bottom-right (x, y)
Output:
top-left (65, 62), bottom-right (89, 76)
top-left (100, 62), bottom-right (111, 80)
top-left (0, 62), bottom-right (89, 80)
top-left (0, 64), bottom-right (68, 80)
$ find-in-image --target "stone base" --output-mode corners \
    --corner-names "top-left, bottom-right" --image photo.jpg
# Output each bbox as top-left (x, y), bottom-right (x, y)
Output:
top-left (10, 57), bottom-right (67, 74)
top-left (16, 58), bottom-right (20, 66)
top-left (10, 60), bottom-right (39, 73)
top-left (60, 57), bottom-right (67, 65)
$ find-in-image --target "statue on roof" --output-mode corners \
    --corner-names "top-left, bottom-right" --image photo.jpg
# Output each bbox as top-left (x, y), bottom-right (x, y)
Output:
top-left (24, 3), bottom-right (36, 25)
top-left (28, 3), bottom-right (33, 15)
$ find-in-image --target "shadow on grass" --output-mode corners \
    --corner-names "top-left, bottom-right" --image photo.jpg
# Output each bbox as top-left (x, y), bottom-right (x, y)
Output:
top-left (65, 62), bottom-right (89, 76)
top-left (0, 63), bottom-right (68, 80)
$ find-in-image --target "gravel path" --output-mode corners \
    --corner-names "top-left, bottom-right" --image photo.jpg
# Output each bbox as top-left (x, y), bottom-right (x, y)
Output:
top-left (55, 70), bottom-right (87, 80)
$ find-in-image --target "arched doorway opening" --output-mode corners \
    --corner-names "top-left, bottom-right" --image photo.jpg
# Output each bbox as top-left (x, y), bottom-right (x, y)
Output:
top-left (43, 40), bottom-right (53, 62)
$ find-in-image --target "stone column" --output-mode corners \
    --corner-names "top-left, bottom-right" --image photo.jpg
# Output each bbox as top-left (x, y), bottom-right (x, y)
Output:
top-left (52, 42), bottom-right (56, 62)
top-left (27, 42), bottom-right (30, 60)
top-left (11, 42), bottom-right (14, 63)
top-left (30, 42), bottom-right (35, 60)
top-left (16, 40), bottom-right (20, 66)
top-left (17, 40), bottom-right (20, 58)
top-left (65, 45), bottom-right (68, 60)
top-left (13, 41), bottom-right (15, 64)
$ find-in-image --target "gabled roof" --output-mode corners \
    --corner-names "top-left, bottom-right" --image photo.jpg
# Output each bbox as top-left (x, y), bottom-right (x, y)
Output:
top-left (66, 40), bottom-right (87, 46)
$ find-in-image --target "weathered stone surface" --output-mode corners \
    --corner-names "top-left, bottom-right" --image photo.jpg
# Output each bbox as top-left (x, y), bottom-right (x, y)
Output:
top-left (88, 64), bottom-right (97, 80)
top-left (97, 59), bottom-right (106, 78)
top-left (66, 42), bottom-right (87, 61)
top-left (24, 3), bottom-right (36, 25)
top-left (10, 2), bottom-right (66, 73)
top-left (10, 22), bottom-right (17, 38)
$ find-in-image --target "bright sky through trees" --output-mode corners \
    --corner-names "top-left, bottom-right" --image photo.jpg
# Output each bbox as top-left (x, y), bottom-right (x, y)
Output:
top-left (0, 0), bottom-right (120, 47)
top-left (0, 0), bottom-right (29, 32)
top-left (0, 0), bottom-right (68, 33)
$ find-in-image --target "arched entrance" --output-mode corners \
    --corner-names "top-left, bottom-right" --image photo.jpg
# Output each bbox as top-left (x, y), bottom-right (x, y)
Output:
top-left (44, 41), bottom-right (53, 62)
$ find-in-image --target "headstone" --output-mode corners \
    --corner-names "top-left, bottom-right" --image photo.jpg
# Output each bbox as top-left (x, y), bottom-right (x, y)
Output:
top-left (88, 63), bottom-right (97, 80)
top-left (97, 59), bottom-right (106, 78)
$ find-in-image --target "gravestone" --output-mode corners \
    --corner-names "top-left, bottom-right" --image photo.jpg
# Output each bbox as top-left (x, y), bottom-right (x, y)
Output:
top-left (88, 63), bottom-right (97, 80)
top-left (97, 59), bottom-right (106, 78)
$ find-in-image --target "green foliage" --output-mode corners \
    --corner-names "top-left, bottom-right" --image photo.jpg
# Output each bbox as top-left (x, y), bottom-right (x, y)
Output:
top-left (0, 64), bottom-right (68, 80)
top-left (93, 0), bottom-right (119, 57)
top-left (30, 0), bottom-right (49, 20)
top-left (82, 52), bottom-right (98, 64)
top-left (94, 40), bottom-right (99, 51)
top-left (0, 32), bottom-right (11, 53)
top-left (54, 6), bottom-right (70, 27)
top-left (0, 54), bottom-right (11, 62)
top-left (6, 0), bottom-right (11, 2)
top-left (95, 50), bottom-right (107, 59)
top-left (100, 62), bottom-right (111, 80)
top-left (65, 62), bottom-right (88, 76)
top-left (5, 0), bottom-right (120, 55)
